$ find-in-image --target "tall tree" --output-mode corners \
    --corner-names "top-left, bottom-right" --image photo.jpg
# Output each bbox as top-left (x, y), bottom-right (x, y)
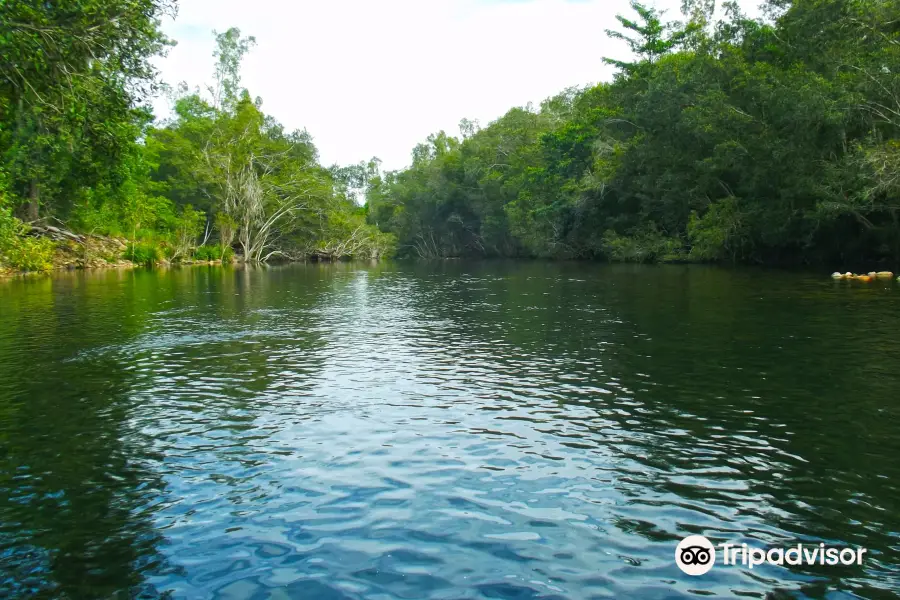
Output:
top-left (208, 27), bottom-right (257, 112)
top-left (603, 1), bottom-right (695, 75)
top-left (0, 0), bottom-right (176, 220)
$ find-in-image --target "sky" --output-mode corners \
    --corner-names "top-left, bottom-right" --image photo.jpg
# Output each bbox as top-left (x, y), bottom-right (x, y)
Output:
top-left (152, 0), bottom-right (760, 172)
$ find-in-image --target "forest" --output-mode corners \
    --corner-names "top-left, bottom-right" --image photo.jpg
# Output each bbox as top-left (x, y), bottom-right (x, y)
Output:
top-left (2, 0), bottom-right (899, 272)
top-left (368, 0), bottom-right (900, 265)
top-left (0, 0), bottom-right (393, 273)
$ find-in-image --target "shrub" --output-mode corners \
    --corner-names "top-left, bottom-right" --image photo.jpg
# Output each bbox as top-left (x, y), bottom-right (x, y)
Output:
top-left (1, 203), bottom-right (55, 273)
top-left (602, 226), bottom-right (685, 263)
top-left (309, 211), bottom-right (399, 260)
top-left (192, 245), bottom-right (218, 261)
top-left (171, 205), bottom-right (205, 259)
top-left (68, 185), bottom-right (125, 236)
top-left (193, 244), bottom-right (233, 262)
top-left (687, 197), bottom-right (747, 262)
top-left (123, 241), bottom-right (162, 266)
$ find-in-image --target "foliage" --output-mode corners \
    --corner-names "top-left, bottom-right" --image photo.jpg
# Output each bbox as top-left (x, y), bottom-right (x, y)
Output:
top-left (192, 245), bottom-right (218, 261)
top-left (603, 1), bottom-right (698, 75)
top-left (372, 0), bottom-right (900, 266)
top-left (0, 229), bottom-right (55, 273)
top-left (145, 28), bottom-right (388, 264)
top-left (0, 171), bottom-right (54, 272)
top-left (687, 197), bottom-right (748, 262)
top-left (192, 244), bottom-right (233, 262)
top-left (209, 28), bottom-right (256, 111)
top-left (0, 203), bottom-right (53, 273)
top-left (171, 204), bottom-right (205, 259)
top-left (123, 241), bottom-right (162, 266)
top-left (1, 11), bottom-right (387, 271)
top-left (5, 0), bottom-right (900, 270)
top-left (0, 0), bottom-right (175, 222)
top-left (602, 227), bottom-right (686, 263)
top-left (308, 208), bottom-right (397, 260)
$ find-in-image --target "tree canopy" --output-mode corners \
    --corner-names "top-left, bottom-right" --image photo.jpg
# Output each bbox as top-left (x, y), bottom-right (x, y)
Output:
top-left (367, 0), bottom-right (900, 266)
top-left (3, 0), bottom-right (900, 272)
top-left (1, 8), bottom-right (393, 272)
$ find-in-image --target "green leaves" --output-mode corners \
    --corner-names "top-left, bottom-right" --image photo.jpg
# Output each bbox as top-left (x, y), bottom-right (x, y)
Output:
top-left (0, 174), bottom-right (54, 272)
top-left (0, 0), bottom-right (175, 226)
top-left (603, 1), bottom-right (698, 76)
top-left (209, 28), bottom-right (256, 112)
top-left (139, 29), bottom-right (389, 263)
top-left (4, 0), bottom-right (900, 269)
top-left (373, 0), bottom-right (900, 265)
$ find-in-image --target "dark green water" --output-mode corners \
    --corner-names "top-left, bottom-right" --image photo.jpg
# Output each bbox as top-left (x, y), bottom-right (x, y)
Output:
top-left (1, 262), bottom-right (898, 599)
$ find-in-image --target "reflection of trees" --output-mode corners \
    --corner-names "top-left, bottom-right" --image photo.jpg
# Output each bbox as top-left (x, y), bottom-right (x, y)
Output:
top-left (2, 262), bottom-right (897, 596)
top-left (146, 264), bottom-right (332, 405)
top-left (0, 265), bottom-right (339, 596)
top-left (395, 262), bottom-right (900, 590)
top-left (0, 270), bottom-right (170, 598)
top-left (603, 266), bottom-right (900, 578)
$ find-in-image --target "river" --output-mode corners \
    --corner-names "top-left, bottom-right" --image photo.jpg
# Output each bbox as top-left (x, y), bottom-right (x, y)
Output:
top-left (1, 262), bottom-right (898, 599)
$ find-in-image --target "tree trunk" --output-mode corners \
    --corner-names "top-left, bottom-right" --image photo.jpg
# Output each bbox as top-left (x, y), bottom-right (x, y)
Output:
top-left (26, 180), bottom-right (40, 222)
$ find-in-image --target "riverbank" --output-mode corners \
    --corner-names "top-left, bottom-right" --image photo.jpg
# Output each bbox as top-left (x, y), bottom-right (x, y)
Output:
top-left (0, 230), bottom-right (232, 279)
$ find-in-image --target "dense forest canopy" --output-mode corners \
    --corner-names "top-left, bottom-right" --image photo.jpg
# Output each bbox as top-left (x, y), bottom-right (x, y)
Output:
top-left (2, 0), bottom-right (899, 271)
top-left (367, 0), bottom-right (900, 266)
top-left (1, 0), bottom-right (392, 271)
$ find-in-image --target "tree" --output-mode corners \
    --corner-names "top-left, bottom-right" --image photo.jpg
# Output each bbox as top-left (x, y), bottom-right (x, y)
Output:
top-left (172, 204), bottom-right (205, 259)
top-left (0, 0), bottom-right (176, 221)
top-left (203, 97), bottom-right (332, 262)
top-left (603, 1), bottom-right (696, 75)
top-left (682, 0), bottom-right (715, 19)
top-left (208, 27), bottom-right (257, 112)
top-left (144, 28), bottom-right (391, 263)
top-left (374, 0), bottom-right (900, 266)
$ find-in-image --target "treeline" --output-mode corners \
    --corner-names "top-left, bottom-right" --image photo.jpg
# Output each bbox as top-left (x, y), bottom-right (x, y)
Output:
top-left (367, 0), bottom-right (900, 265)
top-left (3, 0), bottom-right (898, 273)
top-left (1, 1), bottom-right (393, 273)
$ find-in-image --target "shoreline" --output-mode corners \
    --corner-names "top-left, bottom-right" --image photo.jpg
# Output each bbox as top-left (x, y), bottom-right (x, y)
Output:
top-left (6, 255), bottom-right (900, 282)
top-left (0, 259), bottom-right (232, 280)
top-left (4, 229), bottom-right (898, 279)
top-left (1, 232), bottom-right (235, 279)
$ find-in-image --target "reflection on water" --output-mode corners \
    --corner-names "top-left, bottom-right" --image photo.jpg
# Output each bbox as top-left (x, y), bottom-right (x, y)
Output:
top-left (1, 262), bottom-right (899, 599)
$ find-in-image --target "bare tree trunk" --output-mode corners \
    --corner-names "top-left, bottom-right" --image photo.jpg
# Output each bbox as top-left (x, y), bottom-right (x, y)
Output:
top-left (26, 180), bottom-right (40, 222)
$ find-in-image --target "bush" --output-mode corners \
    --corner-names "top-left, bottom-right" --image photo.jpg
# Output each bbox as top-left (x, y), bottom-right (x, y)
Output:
top-left (171, 205), bottom-right (205, 259)
top-left (193, 244), bottom-right (233, 262)
top-left (123, 241), bottom-right (162, 266)
top-left (2, 236), bottom-right (55, 273)
top-left (687, 197), bottom-right (746, 262)
top-left (192, 245), bottom-right (218, 261)
top-left (1, 203), bottom-right (55, 273)
top-left (602, 226), bottom-right (685, 263)
top-left (309, 211), bottom-right (399, 260)
top-left (68, 185), bottom-right (125, 236)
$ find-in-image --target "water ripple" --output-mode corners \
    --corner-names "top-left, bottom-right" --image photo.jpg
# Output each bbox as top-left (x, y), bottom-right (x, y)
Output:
top-left (1, 263), bottom-right (899, 598)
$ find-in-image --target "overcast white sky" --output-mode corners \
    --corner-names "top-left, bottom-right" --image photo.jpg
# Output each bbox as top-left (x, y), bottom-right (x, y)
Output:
top-left (153, 0), bottom-right (760, 171)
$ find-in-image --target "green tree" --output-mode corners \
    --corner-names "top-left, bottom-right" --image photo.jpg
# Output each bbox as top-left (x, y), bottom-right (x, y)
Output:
top-left (0, 0), bottom-right (175, 221)
top-left (146, 28), bottom-right (391, 263)
top-left (208, 27), bottom-right (257, 112)
top-left (603, 1), bottom-right (696, 75)
top-left (375, 0), bottom-right (900, 266)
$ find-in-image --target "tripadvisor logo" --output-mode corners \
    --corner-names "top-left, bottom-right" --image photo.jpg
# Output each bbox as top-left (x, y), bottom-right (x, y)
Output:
top-left (675, 535), bottom-right (867, 576)
top-left (676, 535), bottom-right (716, 575)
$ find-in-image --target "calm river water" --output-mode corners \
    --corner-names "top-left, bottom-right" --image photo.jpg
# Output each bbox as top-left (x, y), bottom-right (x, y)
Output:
top-left (1, 262), bottom-right (898, 599)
